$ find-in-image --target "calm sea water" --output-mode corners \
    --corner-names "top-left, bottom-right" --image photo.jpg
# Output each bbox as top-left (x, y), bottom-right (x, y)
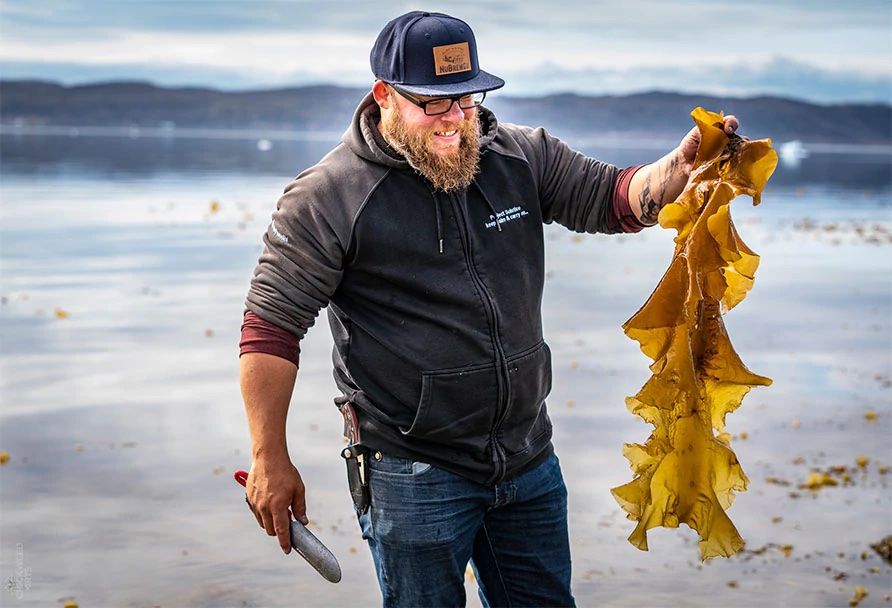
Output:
top-left (1, 131), bottom-right (890, 607)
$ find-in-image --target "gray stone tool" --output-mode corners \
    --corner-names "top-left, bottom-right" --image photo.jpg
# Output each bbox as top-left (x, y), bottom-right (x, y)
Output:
top-left (289, 519), bottom-right (342, 583)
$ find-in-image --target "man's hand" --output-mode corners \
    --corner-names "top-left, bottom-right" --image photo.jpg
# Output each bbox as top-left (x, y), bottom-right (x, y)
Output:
top-left (246, 457), bottom-right (309, 554)
top-left (628, 115), bottom-right (740, 225)
top-left (677, 115), bottom-right (740, 172)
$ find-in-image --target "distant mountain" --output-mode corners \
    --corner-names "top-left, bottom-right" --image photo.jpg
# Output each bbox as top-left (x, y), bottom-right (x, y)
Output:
top-left (490, 91), bottom-right (892, 146)
top-left (1, 80), bottom-right (890, 145)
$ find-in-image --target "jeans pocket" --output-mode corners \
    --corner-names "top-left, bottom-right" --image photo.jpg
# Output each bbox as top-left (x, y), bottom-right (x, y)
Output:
top-left (369, 452), bottom-right (432, 477)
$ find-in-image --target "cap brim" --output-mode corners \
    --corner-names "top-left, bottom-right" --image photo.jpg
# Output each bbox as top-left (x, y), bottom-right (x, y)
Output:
top-left (393, 70), bottom-right (505, 97)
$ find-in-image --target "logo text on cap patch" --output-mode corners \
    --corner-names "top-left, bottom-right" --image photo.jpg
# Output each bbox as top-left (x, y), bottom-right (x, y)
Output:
top-left (432, 42), bottom-right (472, 76)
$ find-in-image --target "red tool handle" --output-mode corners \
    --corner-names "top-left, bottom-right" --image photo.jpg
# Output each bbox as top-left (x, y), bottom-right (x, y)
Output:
top-left (234, 470), bottom-right (248, 487)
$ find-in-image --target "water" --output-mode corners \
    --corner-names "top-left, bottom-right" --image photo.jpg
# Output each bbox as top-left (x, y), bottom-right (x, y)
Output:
top-left (1, 132), bottom-right (890, 607)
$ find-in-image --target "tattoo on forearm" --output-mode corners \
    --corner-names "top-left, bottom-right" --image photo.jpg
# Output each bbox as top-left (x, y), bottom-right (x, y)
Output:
top-left (639, 183), bottom-right (660, 225)
top-left (638, 153), bottom-right (681, 225)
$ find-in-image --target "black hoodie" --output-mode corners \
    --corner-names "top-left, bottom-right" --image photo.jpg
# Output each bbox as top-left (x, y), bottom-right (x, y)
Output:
top-left (245, 92), bottom-right (623, 484)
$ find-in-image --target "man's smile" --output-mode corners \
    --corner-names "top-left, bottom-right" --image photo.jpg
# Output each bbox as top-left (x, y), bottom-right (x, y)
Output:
top-left (431, 127), bottom-right (461, 150)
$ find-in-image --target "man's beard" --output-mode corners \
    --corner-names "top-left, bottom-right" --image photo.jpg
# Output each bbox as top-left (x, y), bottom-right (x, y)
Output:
top-left (380, 100), bottom-right (481, 193)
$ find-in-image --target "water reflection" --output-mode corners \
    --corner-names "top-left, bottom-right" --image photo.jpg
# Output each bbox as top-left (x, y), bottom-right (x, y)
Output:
top-left (0, 132), bottom-right (334, 179)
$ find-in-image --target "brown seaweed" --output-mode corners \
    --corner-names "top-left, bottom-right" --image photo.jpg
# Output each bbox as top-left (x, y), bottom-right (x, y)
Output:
top-left (611, 107), bottom-right (778, 560)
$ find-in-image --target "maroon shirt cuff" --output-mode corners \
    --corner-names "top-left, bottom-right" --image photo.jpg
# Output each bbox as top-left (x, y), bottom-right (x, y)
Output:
top-left (612, 164), bottom-right (648, 233)
top-left (239, 311), bottom-right (301, 366)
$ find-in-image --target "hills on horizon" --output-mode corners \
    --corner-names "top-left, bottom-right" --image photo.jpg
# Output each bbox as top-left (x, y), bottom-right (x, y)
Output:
top-left (1, 80), bottom-right (890, 145)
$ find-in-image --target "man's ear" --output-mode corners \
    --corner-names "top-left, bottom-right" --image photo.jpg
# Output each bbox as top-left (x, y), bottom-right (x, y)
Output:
top-left (372, 80), bottom-right (391, 109)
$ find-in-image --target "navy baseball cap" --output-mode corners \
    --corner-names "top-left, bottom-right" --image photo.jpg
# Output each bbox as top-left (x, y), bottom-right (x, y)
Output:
top-left (370, 11), bottom-right (505, 97)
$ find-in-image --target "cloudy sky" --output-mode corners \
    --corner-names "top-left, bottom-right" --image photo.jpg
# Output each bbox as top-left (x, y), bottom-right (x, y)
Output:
top-left (1, 0), bottom-right (890, 103)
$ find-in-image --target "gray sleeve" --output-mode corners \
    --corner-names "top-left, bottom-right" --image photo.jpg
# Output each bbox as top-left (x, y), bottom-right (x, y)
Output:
top-left (512, 125), bottom-right (623, 234)
top-left (244, 177), bottom-right (345, 339)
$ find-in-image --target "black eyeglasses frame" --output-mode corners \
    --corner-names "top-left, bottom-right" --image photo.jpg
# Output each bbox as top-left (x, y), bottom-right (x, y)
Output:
top-left (390, 85), bottom-right (486, 116)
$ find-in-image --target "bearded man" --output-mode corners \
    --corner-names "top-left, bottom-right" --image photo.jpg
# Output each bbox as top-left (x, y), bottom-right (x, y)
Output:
top-left (239, 10), bottom-right (739, 607)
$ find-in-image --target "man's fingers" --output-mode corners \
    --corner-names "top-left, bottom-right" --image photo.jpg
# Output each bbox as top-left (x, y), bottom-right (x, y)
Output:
top-left (679, 126), bottom-right (700, 164)
top-left (246, 496), bottom-right (264, 528)
top-left (260, 508), bottom-right (276, 537)
top-left (292, 495), bottom-right (309, 526)
top-left (724, 115), bottom-right (739, 135)
top-left (250, 496), bottom-right (292, 554)
top-left (272, 509), bottom-right (293, 554)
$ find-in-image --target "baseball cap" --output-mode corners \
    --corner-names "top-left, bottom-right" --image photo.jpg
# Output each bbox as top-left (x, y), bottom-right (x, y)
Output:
top-left (370, 11), bottom-right (505, 97)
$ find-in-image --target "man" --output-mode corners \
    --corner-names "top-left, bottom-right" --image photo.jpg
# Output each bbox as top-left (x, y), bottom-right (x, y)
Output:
top-left (239, 10), bottom-right (739, 607)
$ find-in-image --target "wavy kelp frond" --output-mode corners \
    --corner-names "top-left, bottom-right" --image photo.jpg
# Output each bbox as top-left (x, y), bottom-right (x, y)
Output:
top-left (612, 107), bottom-right (777, 560)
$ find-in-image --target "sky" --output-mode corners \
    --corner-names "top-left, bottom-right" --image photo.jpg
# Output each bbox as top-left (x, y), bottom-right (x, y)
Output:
top-left (1, 0), bottom-right (890, 103)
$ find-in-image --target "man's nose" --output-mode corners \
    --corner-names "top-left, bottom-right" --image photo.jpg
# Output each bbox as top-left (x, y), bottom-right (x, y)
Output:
top-left (444, 99), bottom-right (466, 121)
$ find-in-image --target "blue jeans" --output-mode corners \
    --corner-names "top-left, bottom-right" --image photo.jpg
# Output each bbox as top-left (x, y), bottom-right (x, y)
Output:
top-left (357, 451), bottom-right (575, 607)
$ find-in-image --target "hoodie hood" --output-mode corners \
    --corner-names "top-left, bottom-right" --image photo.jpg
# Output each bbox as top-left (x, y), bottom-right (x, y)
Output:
top-left (341, 91), bottom-right (499, 169)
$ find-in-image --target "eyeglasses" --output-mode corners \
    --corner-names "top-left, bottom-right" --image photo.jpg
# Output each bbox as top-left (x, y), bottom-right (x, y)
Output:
top-left (390, 85), bottom-right (486, 116)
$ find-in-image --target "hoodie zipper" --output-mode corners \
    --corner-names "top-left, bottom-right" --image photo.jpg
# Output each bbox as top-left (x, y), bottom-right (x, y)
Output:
top-left (444, 190), bottom-right (511, 484)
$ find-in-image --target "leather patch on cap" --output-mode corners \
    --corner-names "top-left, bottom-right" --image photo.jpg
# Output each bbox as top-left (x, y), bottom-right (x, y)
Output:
top-left (432, 42), bottom-right (472, 76)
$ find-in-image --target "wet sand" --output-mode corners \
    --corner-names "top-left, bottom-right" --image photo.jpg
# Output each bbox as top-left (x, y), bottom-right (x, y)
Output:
top-left (1, 174), bottom-right (890, 606)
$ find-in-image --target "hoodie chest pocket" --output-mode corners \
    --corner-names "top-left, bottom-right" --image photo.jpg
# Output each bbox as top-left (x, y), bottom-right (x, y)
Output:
top-left (401, 362), bottom-right (499, 454)
top-left (500, 341), bottom-right (553, 456)
top-left (399, 341), bottom-right (553, 457)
